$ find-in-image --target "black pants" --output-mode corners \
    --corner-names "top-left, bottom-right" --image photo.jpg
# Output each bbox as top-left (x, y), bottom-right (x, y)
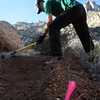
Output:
top-left (48, 4), bottom-right (94, 57)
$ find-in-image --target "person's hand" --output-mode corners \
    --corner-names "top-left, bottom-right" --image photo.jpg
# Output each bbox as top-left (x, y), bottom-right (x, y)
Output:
top-left (36, 34), bottom-right (46, 45)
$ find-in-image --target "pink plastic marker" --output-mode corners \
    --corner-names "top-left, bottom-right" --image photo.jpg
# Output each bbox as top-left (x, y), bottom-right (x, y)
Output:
top-left (64, 80), bottom-right (76, 100)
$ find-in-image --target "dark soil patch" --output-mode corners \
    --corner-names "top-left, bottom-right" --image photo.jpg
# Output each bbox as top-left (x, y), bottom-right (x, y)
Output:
top-left (0, 56), bottom-right (100, 100)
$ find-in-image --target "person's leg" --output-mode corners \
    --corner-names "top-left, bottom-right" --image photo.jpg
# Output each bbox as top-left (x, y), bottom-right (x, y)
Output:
top-left (72, 12), bottom-right (94, 53)
top-left (48, 4), bottom-right (85, 57)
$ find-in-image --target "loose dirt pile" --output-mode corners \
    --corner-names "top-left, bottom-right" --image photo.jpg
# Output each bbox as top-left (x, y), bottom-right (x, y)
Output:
top-left (0, 54), bottom-right (100, 100)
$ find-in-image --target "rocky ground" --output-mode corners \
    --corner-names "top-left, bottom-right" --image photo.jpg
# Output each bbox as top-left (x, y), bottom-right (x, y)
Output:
top-left (0, 51), bottom-right (100, 100)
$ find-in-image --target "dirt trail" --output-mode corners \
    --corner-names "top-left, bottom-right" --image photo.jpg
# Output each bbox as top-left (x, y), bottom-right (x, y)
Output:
top-left (0, 56), bottom-right (100, 100)
top-left (0, 56), bottom-right (51, 100)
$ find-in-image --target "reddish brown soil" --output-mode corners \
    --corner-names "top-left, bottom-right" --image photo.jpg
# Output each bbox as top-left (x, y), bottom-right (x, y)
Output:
top-left (0, 55), bottom-right (100, 100)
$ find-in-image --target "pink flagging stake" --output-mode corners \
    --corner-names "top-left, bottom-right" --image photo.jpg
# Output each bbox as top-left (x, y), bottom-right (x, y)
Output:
top-left (64, 80), bottom-right (76, 100)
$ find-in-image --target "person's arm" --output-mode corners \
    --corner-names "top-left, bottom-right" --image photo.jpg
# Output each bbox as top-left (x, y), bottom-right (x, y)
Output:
top-left (44, 13), bottom-right (53, 35)
top-left (36, 13), bottom-right (53, 45)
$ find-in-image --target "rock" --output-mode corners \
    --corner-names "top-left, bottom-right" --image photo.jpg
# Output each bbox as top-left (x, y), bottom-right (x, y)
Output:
top-left (0, 21), bottom-right (24, 51)
top-left (67, 38), bottom-right (85, 54)
top-left (87, 11), bottom-right (100, 28)
top-left (83, 0), bottom-right (100, 11)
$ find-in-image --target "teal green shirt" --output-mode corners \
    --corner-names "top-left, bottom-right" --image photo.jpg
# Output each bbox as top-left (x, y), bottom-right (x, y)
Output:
top-left (43, 0), bottom-right (80, 16)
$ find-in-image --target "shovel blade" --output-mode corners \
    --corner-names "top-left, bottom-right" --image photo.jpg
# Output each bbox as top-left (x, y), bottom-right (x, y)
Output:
top-left (0, 52), bottom-right (15, 59)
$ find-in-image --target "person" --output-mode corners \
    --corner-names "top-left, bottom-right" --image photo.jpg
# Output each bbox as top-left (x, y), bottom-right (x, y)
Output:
top-left (36, 0), bottom-right (94, 64)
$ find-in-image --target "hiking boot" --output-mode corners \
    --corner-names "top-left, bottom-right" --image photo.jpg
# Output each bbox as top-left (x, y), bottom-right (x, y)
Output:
top-left (44, 56), bottom-right (62, 65)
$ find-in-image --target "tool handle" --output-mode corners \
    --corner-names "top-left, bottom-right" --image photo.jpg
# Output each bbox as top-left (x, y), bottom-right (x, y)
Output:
top-left (15, 37), bottom-right (49, 53)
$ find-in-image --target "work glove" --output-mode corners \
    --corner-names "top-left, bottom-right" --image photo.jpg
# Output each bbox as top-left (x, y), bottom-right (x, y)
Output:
top-left (36, 34), bottom-right (46, 45)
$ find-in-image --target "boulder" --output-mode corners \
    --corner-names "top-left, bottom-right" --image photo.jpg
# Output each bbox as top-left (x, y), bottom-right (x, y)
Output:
top-left (0, 21), bottom-right (24, 51)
